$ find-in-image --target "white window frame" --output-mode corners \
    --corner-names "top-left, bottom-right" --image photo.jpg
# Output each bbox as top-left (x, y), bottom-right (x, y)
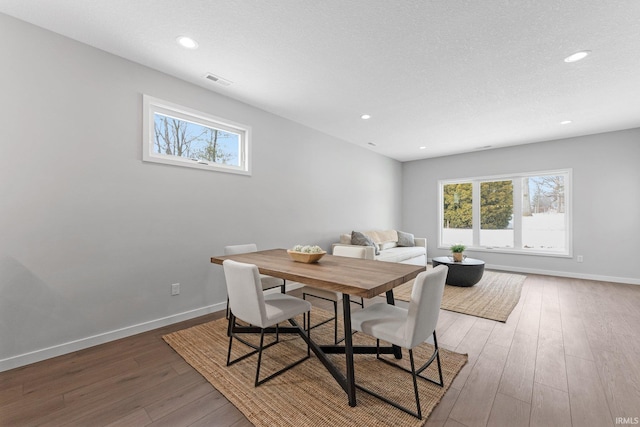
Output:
top-left (142, 95), bottom-right (251, 175)
top-left (438, 169), bottom-right (572, 258)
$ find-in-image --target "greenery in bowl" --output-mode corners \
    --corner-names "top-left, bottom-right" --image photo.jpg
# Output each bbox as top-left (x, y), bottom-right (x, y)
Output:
top-left (450, 244), bottom-right (466, 253)
top-left (292, 244), bottom-right (324, 253)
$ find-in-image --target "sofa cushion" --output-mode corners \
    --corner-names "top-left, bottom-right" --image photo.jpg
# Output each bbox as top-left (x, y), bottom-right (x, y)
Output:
top-left (378, 241), bottom-right (398, 250)
top-left (376, 246), bottom-right (426, 263)
top-left (378, 230), bottom-right (399, 243)
top-left (362, 230), bottom-right (398, 244)
top-left (397, 230), bottom-right (415, 247)
top-left (361, 231), bottom-right (380, 244)
top-left (351, 231), bottom-right (379, 255)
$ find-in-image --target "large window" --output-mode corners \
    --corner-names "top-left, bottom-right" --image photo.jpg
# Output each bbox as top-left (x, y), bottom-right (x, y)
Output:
top-left (143, 95), bottom-right (251, 175)
top-left (440, 170), bottom-right (571, 256)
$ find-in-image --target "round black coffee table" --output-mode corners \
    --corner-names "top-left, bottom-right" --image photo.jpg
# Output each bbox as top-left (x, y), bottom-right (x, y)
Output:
top-left (432, 256), bottom-right (485, 287)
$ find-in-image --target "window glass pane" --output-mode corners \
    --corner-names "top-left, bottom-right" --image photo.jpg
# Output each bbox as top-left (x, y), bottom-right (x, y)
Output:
top-left (442, 183), bottom-right (473, 246)
top-left (522, 175), bottom-right (566, 252)
top-left (480, 180), bottom-right (514, 248)
top-left (439, 170), bottom-right (570, 256)
top-left (153, 113), bottom-right (241, 166)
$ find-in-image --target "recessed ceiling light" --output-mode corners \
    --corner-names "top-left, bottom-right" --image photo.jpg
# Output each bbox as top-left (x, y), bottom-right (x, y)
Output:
top-left (176, 36), bottom-right (199, 49)
top-left (564, 50), bottom-right (591, 63)
top-left (419, 146), bottom-right (426, 150)
top-left (367, 142), bottom-right (376, 146)
top-left (361, 114), bottom-right (371, 120)
top-left (560, 120), bottom-right (572, 125)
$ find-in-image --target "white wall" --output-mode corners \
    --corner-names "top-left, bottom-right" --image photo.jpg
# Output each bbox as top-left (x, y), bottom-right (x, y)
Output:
top-left (0, 14), bottom-right (402, 370)
top-left (402, 128), bottom-right (640, 284)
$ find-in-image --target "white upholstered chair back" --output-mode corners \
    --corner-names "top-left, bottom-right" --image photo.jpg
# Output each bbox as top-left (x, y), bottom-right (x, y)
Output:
top-left (223, 260), bottom-right (267, 327)
top-left (332, 245), bottom-right (368, 259)
top-left (405, 265), bottom-right (448, 349)
top-left (224, 243), bottom-right (258, 255)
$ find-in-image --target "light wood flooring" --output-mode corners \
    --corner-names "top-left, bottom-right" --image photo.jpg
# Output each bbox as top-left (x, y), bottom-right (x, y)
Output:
top-left (1, 274), bottom-right (639, 426)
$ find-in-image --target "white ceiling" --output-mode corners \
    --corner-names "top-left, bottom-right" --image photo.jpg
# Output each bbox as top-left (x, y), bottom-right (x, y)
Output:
top-left (2, 1), bottom-right (639, 162)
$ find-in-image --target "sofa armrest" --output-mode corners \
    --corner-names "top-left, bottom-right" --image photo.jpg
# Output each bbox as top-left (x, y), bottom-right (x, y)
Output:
top-left (331, 243), bottom-right (376, 260)
top-left (414, 237), bottom-right (427, 249)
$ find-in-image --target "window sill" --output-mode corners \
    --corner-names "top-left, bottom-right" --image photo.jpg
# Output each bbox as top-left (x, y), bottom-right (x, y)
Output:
top-left (437, 246), bottom-right (572, 258)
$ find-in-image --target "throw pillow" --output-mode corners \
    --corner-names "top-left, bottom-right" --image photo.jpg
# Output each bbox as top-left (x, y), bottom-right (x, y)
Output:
top-left (351, 231), bottom-right (380, 255)
top-left (397, 230), bottom-right (415, 247)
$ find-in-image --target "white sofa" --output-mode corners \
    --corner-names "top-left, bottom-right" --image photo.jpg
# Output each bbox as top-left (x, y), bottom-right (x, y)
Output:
top-left (333, 230), bottom-right (427, 266)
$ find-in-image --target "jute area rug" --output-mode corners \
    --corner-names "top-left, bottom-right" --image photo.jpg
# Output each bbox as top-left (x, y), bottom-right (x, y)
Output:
top-left (163, 308), bottom-right (467, 427)
top-left (394, 269), bottom-right (526, 323)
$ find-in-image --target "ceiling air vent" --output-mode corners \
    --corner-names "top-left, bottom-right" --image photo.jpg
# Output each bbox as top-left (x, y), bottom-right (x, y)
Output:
top-left (204, 73), bottom-right (232, 86)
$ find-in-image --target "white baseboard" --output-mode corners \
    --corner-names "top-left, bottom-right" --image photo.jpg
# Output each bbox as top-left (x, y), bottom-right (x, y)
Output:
top-left (3, 269), bottom-right (636, 373)
top-left (482, 263), bottom-right (640, 286)
top-left (2, 283), bottom-right (306, 373)
top-left (0, 302), bottom-right (226, 373)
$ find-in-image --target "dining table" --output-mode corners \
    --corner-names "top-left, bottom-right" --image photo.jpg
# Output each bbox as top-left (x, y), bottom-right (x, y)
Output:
top-left (210, 248), bottom-right (426, 407)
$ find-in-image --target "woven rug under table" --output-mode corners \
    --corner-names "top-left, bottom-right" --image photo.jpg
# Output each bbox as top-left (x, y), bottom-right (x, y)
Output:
top-left (163, 308), bottom-right (468, 427)
top-left (394, 269), bottom-right (526, 322)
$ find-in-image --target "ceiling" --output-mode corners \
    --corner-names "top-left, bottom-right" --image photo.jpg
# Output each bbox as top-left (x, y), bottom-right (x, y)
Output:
top-left (2, 1), bottom-right (639, 162)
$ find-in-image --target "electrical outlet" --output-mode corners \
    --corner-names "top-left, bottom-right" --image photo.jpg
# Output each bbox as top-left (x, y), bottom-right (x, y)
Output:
top-left (577, 255), bottom-right (583, 263)
top-left (171, 283), bottom-right (180, 295)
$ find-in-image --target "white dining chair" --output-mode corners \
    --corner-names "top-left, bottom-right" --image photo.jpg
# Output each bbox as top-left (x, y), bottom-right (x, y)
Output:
top-left (223, 259), bottom-right (311, 386)
top-left (224, 244), bottom-right (285, 319)
top-left (300, 245), bottom-right (366, 344)
top-left (350, 265), bottom-right (448, 419)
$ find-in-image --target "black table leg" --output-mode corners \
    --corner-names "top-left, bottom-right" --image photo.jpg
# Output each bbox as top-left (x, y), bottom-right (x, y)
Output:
top-left (386, 290), bottom-right (403, 359)
top-left (342, 293), bottom-right (357, 407)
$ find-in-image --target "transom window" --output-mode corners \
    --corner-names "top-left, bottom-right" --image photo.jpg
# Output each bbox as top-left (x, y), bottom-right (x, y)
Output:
top-left (143, 95), bottom-right (251, 175)
top-left (439, 170), bottom-right (571, 256)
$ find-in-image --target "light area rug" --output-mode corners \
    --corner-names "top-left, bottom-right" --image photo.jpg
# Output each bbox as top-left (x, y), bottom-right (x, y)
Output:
top-left (393, 269), bottom-right (526, 322)
top-left (163, 308), bottom-right (467, 427)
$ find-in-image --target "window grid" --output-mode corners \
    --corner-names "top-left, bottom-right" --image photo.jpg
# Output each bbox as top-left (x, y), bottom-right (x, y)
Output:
top-left (439, 170), bottom-right (571, 257)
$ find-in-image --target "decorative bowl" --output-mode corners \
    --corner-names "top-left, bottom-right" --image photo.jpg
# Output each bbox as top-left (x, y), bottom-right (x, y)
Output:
top-left (287, 249), bottom-right (326, 264)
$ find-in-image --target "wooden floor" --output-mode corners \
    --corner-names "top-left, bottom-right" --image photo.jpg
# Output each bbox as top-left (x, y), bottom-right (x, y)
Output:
top-left (1, 274), bottom-right (639, 426)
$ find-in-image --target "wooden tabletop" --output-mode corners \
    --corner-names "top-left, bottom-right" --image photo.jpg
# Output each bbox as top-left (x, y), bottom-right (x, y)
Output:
top-left (211, 248), bottom-right (426, 299)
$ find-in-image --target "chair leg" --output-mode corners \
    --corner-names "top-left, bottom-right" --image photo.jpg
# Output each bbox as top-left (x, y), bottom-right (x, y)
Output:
top-left (354, 352), bottom-right (424, 419)
top-left (409, 349), bottom-right (422, 419)
top-left (254, 329), bottom-right (266, 387)
top-left (357, 332), bottom-right (444, 419)
top-left (227, 313), bottom-right (312, 387)
top-left (226, 334), bottom-right (234, 366)
top-left (297, 290), bottom-right (359, 345)
top-left (302, 293), bottom-right (338, 338)
top-left (227, 310), bottom-right (310, 387)
top-left (333, 301), bottom-right (338, 344)
top-left (307, 310), bottom-right (311, 357)
top-left (302, 293), bottom-right (307, 331)
top-left (226, 313), bottom-right (235, 365)
top-left (227, 314), bottom-right (272, 367)
top-left (433, 331), bottom-right (444, 385)
top-left (414, 331), bottom-right (444, 387)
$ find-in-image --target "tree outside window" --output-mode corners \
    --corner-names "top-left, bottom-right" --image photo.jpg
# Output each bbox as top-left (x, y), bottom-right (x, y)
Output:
top-left (440, 171), bottom-right (570, 255)
top-left (142, 95), bottom-right (250, 175)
